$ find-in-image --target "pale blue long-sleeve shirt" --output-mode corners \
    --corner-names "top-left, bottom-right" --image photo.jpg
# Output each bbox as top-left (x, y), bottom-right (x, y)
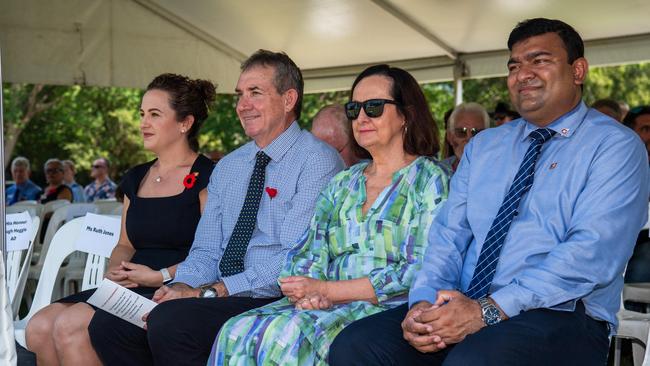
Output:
top-left (410, 102), bottom-right (649, 331)
top-left (174, 122), bottom-right (344, 297)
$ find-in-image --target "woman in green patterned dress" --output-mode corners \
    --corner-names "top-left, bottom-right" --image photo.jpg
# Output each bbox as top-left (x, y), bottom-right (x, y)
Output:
top-left (209, 64), bottom-right (450, 365)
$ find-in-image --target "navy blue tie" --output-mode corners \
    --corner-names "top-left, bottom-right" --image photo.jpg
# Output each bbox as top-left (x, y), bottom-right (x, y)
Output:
top-left (219, 151), bottom-right (271, 277)
top-left (465, 128), bottom-right (556, 299)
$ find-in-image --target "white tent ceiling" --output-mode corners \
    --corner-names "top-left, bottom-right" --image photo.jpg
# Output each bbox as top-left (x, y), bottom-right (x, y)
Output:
top-left (1, 0), bottom-right (650, 94)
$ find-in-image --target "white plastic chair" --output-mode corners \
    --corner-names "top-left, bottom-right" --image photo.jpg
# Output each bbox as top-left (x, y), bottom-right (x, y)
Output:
top-left (0, 251), bottom-right (17, 365)
top-left (93, 199), bottom-right (122, 215)
top-left (30, 200), bottom-right (70, 262)
top-left (62, 213), bottom-right (120, 296)
top-left (615, 290), bottom-right (650, 366)
top-left (5, 217), bottom-right (40, 318)
top-left (644, 329), bottom-right (650, 366)
top-left (14, 217), bottom-right (107, 348)
top-left (6, 202), bottom-right (43, 218)
top-left (625, 283), bottom-right (650, 313)
top-left (26, 204), bottom-right (97, 307)
top-left (109, 204), bottom-right (124, 216)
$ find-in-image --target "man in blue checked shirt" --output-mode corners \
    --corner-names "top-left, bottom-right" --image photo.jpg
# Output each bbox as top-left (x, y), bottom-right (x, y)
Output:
top-left (89, 50), bottom-right (344, 366)
top-left (331, 18), bottom-right (649, 366)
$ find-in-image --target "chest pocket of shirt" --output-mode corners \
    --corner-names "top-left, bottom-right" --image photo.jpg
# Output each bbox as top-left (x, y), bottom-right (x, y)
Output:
top-left (257, 189), bottom-right (293, 242)
top-left (524, 156), bottom-right (584, 232)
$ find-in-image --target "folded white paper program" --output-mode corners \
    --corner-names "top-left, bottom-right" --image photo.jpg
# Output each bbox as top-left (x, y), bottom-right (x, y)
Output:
top-left (87, 279), bottom-right (157, 329)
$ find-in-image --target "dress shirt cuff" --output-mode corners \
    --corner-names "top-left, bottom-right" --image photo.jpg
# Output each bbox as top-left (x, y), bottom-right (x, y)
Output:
top-left (489, 284), bottom-right (532, 318)
top-left (222, 272), bottom-right (250, 296)
top-left (408, 286), bottom-right (438, 308)
top-left (170, 272), bottom-right (205, 288)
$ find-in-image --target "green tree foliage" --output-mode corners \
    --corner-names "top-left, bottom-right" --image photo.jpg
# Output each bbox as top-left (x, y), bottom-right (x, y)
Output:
top-left (584, 63), bottom-right (650, 107)
top-left (5, 83), bottom-right (148, 185)
top-left (460, 62), bottom-right (650, 115)
top-left (4, 63), bottom-right (649, 185)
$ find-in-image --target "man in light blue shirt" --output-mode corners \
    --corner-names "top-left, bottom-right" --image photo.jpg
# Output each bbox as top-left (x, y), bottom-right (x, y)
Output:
top-left (5, 156), bottom-right (42, 205)
top-left (331, 18), bottom-right (649, 366)
top-left (88, 50), bottom-right (343, 365)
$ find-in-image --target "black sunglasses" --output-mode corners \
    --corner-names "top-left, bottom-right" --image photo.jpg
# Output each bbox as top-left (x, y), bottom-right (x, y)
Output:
top-left (345, 99), bottom-right (399, 120)
top-left (91, 164), bottom-right (106, 169)
top-left (453, 127), bottom-right (484, 138)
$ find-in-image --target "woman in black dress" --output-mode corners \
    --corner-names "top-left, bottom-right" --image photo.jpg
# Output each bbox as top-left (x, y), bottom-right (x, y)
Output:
top-left (25, 73), bottom-right (217, 365)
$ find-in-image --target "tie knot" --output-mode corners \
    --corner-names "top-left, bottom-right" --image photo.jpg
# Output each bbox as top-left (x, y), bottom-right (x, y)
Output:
top-left (255, 151), bottom-right (271, 167)
top-left (529, 128), bottom-right (556, 144)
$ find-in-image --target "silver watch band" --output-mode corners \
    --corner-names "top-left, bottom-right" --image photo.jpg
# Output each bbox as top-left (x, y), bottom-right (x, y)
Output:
top-left (160, 268), bottom-right (172, 283)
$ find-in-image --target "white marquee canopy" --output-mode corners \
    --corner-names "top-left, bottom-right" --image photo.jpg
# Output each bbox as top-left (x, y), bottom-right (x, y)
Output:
top-left (1, 0), bottom-right (650, 94)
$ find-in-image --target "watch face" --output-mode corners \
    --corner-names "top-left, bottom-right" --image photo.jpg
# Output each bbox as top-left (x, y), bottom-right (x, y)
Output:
top-left (485, 307), bottom-right (501, 325)
top-left (201, 287), bottom-right (217, 298)
top-left (479, 298), bottom-right (502, 326)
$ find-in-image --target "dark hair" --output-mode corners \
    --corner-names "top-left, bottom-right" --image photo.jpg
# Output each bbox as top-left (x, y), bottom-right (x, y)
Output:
top-left (348, 64), bottom-right (439, 159)
top-left (96, 157), bottom-right (110, 168)
top-left (592, 99), bottom-right (623, 120)
top-left (241, 49), bottom-right (304, 120)
top-left (508, 18), bottom-right (584, 64)
top-left (624, 106), bottom-right (650, 129)
top-left (147, 73), bottom-right (217, 152)
top-left (442, 108), bottom-right (454, 159)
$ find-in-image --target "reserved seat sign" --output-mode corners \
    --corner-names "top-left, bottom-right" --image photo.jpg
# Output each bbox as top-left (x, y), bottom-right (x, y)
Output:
top-left (75, 213), bottom-right (121, 258)
top-left (5, 211), bottom-right (33, 251)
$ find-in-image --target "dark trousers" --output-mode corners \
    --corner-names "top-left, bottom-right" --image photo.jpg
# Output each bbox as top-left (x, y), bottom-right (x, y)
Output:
top-left (88, 296), bottom-right (279, 366)
top-left (329, 301), bottom-right (609, 366)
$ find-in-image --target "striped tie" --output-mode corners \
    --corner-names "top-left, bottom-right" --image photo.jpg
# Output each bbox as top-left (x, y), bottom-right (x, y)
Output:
top-left (465, 128), bottom-right (556, 299)
top-left (219, 151), bottom-right (271, 277)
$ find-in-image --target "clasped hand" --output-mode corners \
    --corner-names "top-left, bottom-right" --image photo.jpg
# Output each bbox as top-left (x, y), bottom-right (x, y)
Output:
top-left (401, 290), bottom-right (485, 353)
top-left (141, 283), bottom-right (200, 329)
top-left (279, 276), bottom-right (332, 310)
top-left (105, 261), bottom-right (162, 288)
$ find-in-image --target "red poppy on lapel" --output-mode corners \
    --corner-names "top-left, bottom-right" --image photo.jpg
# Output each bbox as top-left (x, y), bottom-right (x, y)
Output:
top-left (183, 172), bottom-right (199, 189)
top-left (265, 187), bottom-right (277, 199)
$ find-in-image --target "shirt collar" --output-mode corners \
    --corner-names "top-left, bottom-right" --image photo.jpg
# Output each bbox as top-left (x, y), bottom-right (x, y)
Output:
top-left (246, 121), bottom-right (302, 162)
top-left (15, 180), bottom-right (34, 189)
top-left (521, 101), bottom-right (588, 142)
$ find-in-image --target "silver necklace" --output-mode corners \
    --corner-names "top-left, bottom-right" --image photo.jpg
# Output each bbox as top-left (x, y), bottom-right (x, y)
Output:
top-left (152, 155), bottom-right (195, 183)
top-left (152, 163), bottom-right (165, 183)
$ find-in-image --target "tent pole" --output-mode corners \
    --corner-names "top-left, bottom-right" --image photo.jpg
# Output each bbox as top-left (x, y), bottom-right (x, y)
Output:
top-left (0, 45), bottom-right (6, 264)
top-left (454, 79), bottom-right (463, 106)
top-left (453, 60), bottom-right (468, 106)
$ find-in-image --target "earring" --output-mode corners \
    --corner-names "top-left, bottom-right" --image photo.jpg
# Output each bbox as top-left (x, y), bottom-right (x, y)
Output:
top-left (181, 129), bottom-right (186, 133)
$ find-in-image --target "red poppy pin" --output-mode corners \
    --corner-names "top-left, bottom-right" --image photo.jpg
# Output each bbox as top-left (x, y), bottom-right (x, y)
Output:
top-left (183, 172), bottom-right (199, 189)
top-left (265, 187), bottom-right (277, 199)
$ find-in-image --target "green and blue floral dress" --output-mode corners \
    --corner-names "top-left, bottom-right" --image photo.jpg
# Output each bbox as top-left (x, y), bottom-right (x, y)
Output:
top-left (209, 156), bottom-right (449, 365)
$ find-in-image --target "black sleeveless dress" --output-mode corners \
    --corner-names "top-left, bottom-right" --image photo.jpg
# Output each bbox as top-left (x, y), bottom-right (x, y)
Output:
top-left (58, 154), bottom-right (214, 302)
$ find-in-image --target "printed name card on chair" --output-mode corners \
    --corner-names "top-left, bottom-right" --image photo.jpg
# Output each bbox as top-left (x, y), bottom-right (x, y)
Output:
top-left (5, 212), bottom-right (33, 252)
top-left (75, 213), bottom-right (120, 257)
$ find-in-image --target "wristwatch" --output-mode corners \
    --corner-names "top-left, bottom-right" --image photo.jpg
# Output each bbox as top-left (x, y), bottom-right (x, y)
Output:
top-left (478, 297), bottom-right (503, 326)
top-left (160, 268), bottom-right (172, 283)
top-left (199, 284), bottom-right (218, 298)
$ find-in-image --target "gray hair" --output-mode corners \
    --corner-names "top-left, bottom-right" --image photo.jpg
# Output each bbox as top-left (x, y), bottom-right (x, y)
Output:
top-left (11, 156), bottom-right (30, 171)
top-left (449, 103), bottom-right (490, 130)
top-left (43, 158), bottom-right (63, 170)
top-left (241, 49), bottom-right (304, 120)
